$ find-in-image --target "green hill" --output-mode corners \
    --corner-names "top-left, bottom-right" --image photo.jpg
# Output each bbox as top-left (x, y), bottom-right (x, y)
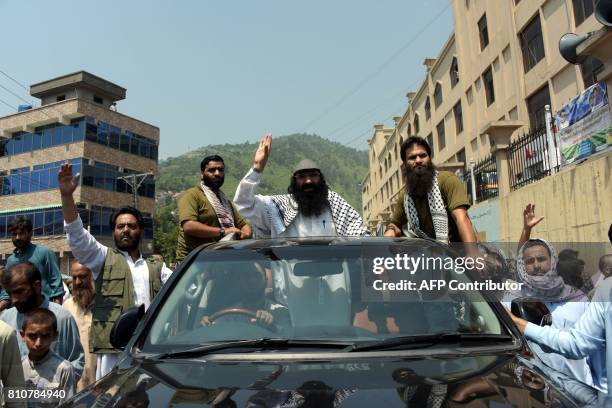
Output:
top-left (154, 134), bottom-right (369, 263)
top-left (157, 133), bottom-right (368, 209)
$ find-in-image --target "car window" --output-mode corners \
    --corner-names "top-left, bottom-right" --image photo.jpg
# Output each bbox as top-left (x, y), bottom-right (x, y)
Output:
top-left (142, 241), bottom-right (505, 352)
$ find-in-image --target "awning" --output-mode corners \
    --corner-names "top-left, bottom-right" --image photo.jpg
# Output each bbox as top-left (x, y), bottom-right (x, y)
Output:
top-left (0, 204), bottom-right (62, 215)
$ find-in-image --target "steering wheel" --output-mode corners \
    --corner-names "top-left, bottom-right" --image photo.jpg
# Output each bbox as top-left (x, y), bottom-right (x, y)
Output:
top-left (208, 308), bottom-right (279, 333)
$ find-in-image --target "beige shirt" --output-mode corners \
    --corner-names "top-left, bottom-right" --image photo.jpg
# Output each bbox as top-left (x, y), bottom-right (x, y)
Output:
top-left (0, 320), bottom-right (26, 408)
top-left (63, 298), bottom-right (96, 391)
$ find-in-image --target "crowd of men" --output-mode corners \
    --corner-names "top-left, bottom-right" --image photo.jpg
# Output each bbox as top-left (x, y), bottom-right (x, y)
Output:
top-left (0, 133), bottom-right (609, 404)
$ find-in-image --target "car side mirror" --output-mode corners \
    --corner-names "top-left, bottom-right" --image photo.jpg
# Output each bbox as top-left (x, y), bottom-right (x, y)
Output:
top-left (511, 298), bottom-right (552, 327)
top-left (110, 304), bottom-right (145, 350)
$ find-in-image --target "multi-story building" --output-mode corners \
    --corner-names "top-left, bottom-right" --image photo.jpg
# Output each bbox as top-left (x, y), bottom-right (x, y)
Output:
top-left (363, 0), bottom-right (606, 231)
top-left (0, 71), bottom-right (159, 271)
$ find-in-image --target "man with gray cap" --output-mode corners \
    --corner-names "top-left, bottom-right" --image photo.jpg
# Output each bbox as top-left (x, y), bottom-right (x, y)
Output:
top-left (234, 133), bottom-right (368, 238)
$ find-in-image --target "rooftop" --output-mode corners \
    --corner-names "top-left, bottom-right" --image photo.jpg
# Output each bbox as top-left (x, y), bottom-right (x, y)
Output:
top-left (30, 71), bottom-right (126, 102)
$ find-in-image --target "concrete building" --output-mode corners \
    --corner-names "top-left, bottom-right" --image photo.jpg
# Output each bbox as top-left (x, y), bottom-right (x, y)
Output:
top-left (0, 71), bottom-right (159, 271)
top-left (363, 0), bottom-right (609, 233)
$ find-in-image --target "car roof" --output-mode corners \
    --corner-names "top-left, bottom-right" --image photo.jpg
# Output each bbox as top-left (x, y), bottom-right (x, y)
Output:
top-left (195, 236), bottom-right (448, 253)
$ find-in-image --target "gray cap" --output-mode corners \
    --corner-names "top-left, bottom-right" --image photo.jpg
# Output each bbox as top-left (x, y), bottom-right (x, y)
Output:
top-left (293, 159), bottom-right (320, 174)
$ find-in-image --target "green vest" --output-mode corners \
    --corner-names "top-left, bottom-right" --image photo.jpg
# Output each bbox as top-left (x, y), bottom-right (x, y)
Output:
top-left (90, 249), bottom-right (162, 353)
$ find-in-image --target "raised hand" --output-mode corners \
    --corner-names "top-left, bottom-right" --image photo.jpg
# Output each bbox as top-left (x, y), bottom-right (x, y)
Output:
top-left (58, 162), bottom-right (80, 197)
top-left (523, 203), bottom-right (544, 231)
top-left (253, 133), bottom-right (272, 173)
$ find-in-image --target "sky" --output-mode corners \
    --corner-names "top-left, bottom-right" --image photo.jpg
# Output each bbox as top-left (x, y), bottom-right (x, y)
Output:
top-left (0, 0), bottom-right (453, 159)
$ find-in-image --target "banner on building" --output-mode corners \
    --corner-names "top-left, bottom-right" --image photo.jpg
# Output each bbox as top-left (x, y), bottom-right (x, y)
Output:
top-left (555, 81), bottom-right (612, 165)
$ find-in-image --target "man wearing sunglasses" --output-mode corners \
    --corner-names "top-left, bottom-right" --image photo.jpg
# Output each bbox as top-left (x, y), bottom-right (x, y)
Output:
top-left (175, 155), bottom-right (252, 264)
top-left (234, 133), bottom-right (369, 238)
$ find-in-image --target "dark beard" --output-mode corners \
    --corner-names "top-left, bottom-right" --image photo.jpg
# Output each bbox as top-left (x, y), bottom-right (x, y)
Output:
top-left (203, 174), bottom-right (224, 191)
top-left (403, 162), bottom-right (436, 198)
top-left (114, 234), bottom-right (141, 252)
top-left (12, 239), bottom-right (29, 250)
top-left (14, 293), bottom-right (39, 314)
top-left (72, 286), bottom-right (96, 310)
top-left (289, 178), bottom-right (330, 217)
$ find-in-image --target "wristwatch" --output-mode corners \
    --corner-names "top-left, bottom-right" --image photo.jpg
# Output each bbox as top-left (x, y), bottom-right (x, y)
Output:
top-left (219, 227), bottom-right (225, 238)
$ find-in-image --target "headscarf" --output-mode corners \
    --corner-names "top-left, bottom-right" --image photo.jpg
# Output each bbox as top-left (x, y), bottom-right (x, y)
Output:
top-left (516, 239), bottom-right (584, 301)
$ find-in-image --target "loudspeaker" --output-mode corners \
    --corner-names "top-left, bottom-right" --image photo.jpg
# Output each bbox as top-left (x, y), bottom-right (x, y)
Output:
top-left (595, 0), bottom-right (612, 27)
top-left (559, 32), bottom-right (591, 64)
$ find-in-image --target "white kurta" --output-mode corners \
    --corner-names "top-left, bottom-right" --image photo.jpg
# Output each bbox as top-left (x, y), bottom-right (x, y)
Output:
top-left (280, 208), bottom-right (337, 238)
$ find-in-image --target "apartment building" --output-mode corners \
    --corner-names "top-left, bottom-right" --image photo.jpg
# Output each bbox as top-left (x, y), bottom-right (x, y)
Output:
top-left (0, 71), bottom-right (159, 271)
top-left (363, 0), bottom-right (606, 230)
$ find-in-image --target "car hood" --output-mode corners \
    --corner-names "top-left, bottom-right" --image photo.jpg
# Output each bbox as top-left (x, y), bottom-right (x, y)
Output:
top-left (64, 352), bottom-right (598, 407)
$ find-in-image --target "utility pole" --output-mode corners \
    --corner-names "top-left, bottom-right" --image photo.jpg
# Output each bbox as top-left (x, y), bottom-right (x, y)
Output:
top-left (117, 172), bottom-right (154, 209)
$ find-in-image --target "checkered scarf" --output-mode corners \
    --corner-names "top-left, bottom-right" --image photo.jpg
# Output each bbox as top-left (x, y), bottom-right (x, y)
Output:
top-left (270, 191), bottom-right (369, 236)
top-left (403, 171), bottom-right (449, 244)
top-left (200, 182), bottom-right (235, 228)
top-left (515, 239), bottom-right (581, 300)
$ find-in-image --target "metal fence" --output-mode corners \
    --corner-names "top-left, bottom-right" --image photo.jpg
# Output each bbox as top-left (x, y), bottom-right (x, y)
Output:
top-left (473, 154), bottom-right (498, 202)
top-left (508, 127), bottom-right (560, 191)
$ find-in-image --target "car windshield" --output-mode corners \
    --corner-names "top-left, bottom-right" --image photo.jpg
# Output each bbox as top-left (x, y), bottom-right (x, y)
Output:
top-left (140, 239), bottom-right (506, 353)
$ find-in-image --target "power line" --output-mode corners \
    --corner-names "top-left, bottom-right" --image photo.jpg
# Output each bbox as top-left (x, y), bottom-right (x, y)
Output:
top-left (299, 1), bottom-right (452, 133)
top-left (0, 68), bottom-right (68, 120)
top-left (0, 82), bottom-right (33, 106)
top-left (325, 88), bottom-right (407, 141)
top-left (0, 68), bottom-right (29, 92)
top-left (332, 75), bottom-right (424, 144)
top-left (345, 110), bottom-right (401, 148)
top-left (0, 96), bottom-right (17, 112)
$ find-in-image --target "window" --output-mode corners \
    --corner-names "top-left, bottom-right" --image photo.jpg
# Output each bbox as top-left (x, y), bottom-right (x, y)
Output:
top-left (456, 148), bottom-right (466, 165)
top-left (426, 133), bottom-right (434, 157)
top-left (425, 97), bottom-right (431, 120)
top-left (478, 14), bottom-right (489, 50)
top-left (450, 57), bottom-right (459, 87)
top-left (520, 15), bottom-right (545, 72)
top-left (581, 56), bottom-right (604, 88)
top-left (573, 0), bottom-right (596, 26)
top-left (483, 67), bottom-right (495, 106)
top-left (56, 95), bottom-right (66, 102)
top-left (527, 85), bottom-right (550, 130)
top-left (453, 102), bottom-right (463, 134)
top-left (434, 82), bottom-right (443, 108)
top-left (93, 95), bottom-right (103, 104)
top-left (436, 121), bottom-right (446, 151)
top-left (414, 114), bottom-right (420, 134)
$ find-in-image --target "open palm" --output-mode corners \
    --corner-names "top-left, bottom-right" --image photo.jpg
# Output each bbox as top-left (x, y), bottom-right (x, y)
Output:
top-left (58, 163), bottom-right (80, 196)
top-left (253, 133), bottom-right (272, 172)
top-left (523, 203), bottom-right (544, 230)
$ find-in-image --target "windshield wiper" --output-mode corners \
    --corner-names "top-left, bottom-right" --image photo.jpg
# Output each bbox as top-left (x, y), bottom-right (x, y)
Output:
top-left (350, 333), bottom-right (514, 352)
top-left (156, 338), bottom-right (355, 359)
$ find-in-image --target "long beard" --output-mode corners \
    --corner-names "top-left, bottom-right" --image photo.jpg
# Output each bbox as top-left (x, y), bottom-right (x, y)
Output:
top-left (403, 162), bottom-right (436, 198)
top-left (72, 286), bottom-right (96, 310)
top-left (291, 183), bottom-right (329, 217)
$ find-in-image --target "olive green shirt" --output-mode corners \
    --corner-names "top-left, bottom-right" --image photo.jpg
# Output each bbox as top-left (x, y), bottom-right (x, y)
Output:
top-left (176, 186), bottom-right (249, 263)
top-left (390, 171), bottom-right (470, 242)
